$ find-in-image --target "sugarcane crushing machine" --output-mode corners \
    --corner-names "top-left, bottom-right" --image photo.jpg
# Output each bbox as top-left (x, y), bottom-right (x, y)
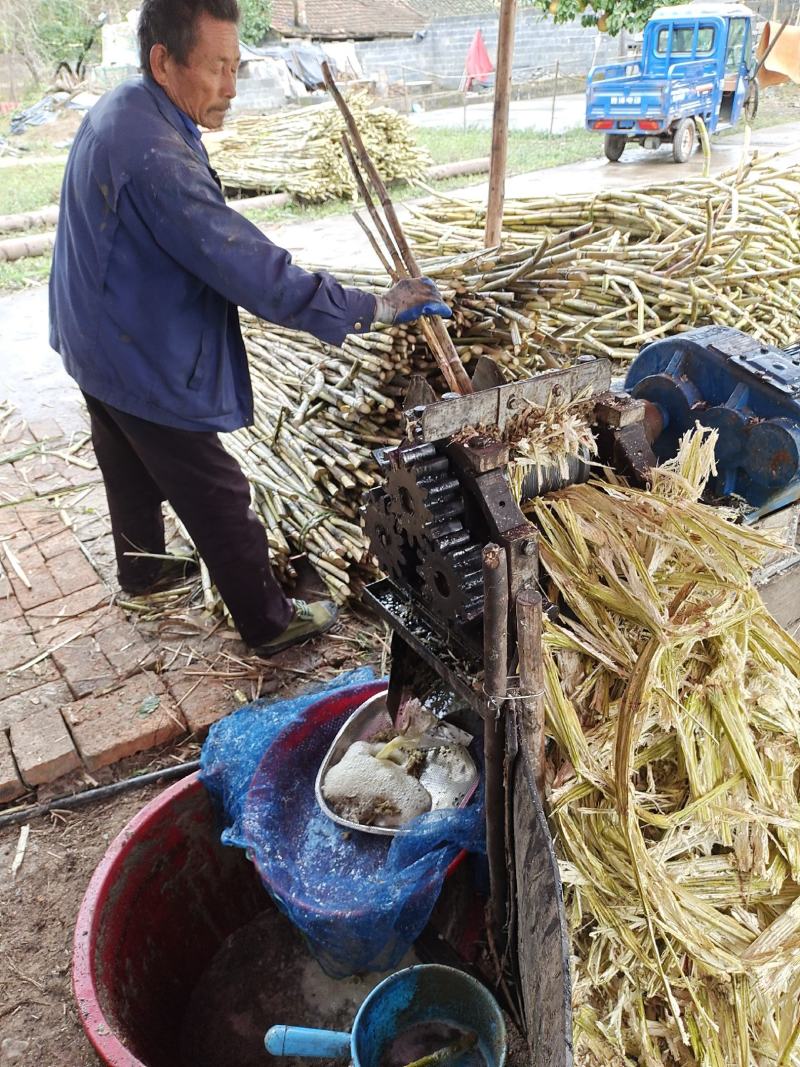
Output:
top-left (358, 325), bottom-right (800, 1066)
top-left (361, 355), bottom-right (655, 1067)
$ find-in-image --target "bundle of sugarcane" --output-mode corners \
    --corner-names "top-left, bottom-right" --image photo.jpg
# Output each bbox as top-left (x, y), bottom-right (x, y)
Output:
top-left (527, 429), bottom-right (800, 1066)
top-left (230, 174), bottom-right (800, 602)
top-left (228, 313), bottom-right (417, 600)
top-left (230, 243), bottom-right (582, 599)
top-left (403, 155), bottom-right (800, 360)
top-left (205, 94), bottom-right (429, 200)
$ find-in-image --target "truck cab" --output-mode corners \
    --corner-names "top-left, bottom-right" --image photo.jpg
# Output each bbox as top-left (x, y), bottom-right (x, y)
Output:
top-left (586, 2), bottom-right (756, 163)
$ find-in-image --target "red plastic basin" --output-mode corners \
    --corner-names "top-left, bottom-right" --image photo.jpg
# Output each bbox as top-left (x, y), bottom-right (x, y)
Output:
top-left (73, 681), bottom-right (474, 1066)
top-left (73, 772), bottom-right (267, 1067)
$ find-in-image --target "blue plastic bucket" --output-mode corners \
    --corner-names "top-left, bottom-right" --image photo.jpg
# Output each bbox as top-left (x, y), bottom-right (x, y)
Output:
top-left (265, 963), bottom-right (507, 1066)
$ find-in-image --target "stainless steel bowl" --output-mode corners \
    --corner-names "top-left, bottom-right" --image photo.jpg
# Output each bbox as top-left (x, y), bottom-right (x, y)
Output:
top-left (315, 692), bottom-right (479, 837)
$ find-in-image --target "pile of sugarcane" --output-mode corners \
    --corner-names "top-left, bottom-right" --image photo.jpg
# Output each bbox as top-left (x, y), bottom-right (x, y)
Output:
top-left (228, 146), bottom-right (800, 602)
top-left (227, 314), bottom-right (410, 599)
top-left (404, 154), bottom-right (800, 359)
top-left (230, 240), bottom-right (586, 601)
top-left (205, 94), bottom-right (429, 201)
top-left (530, 429), bottom-right (800, 1066)
top-left (217, 134), bottom-right (800, 604)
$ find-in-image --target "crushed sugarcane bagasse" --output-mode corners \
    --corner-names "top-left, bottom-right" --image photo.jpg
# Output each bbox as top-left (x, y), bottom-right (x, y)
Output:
top-left (529, 429), bottom-right (800, 1065)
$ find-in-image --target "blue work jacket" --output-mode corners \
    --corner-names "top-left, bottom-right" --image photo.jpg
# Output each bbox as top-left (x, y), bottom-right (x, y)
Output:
top-left (49, 77), bottom-right (377, 432)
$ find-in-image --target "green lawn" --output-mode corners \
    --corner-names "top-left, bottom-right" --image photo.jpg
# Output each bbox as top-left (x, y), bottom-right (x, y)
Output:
top-left (0, 254), bottom-right (53, 291)
top-left (0, 159), bottom-right (60, 290)
top-left (0, 162), bottom-right (64, 216)
top-left (416, 125), bottom-right (601, 172)
top-left (1, 85), bottom-right (799, 292)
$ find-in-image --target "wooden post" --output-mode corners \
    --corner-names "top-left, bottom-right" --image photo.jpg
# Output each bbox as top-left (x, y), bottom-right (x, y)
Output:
top-left (548, 59), bottom-right (560, 138)
top-left (516, 588), bottom-right (545, 796)
top-left (0, 232), bottom-right (55, 263)
top-left (483, 543), bottom-right (509, 954)
top-left (484, 0), bottom-right (518, 248)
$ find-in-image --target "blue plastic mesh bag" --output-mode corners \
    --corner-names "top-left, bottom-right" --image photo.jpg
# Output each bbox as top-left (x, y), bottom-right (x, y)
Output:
top-left (200, 669), bottom-right (485, 977)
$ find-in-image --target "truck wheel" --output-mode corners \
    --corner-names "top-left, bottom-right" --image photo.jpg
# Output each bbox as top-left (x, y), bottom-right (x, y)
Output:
top-left (672, 118), bottom-right (696, 163)
top-left (604, 134), bottom-right (626, 162)
top-left (745, 81), bottom-right (759, 122)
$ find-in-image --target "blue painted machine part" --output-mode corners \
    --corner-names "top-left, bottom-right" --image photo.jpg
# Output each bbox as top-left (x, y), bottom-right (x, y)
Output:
top-left (624, 325), bottom-right (800, 520)
top-left (264, 964), bottom-right (507, 1067)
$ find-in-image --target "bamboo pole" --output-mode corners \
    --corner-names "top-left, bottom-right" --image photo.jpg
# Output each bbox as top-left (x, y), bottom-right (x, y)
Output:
top-left (483, 542), bottom-right (509, 955)
top-left (485, 0), bottom-right (518, 248)
top-left (0, 231), bottom-right (55, 262)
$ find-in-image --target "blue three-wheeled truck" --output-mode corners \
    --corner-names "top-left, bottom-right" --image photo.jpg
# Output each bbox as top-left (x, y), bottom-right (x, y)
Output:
top-left (586, 2), bottom-right (758, 163)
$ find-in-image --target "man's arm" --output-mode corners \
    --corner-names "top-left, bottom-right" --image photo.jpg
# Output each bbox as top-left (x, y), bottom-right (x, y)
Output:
top-left (125, 146), bottom-right (377, 346)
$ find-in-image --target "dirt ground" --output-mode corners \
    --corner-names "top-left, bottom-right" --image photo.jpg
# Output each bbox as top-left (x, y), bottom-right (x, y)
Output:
top-left (0, 643), bottom-right (381, 1066)
top-left (0, 780), bottom-right (168, 1064)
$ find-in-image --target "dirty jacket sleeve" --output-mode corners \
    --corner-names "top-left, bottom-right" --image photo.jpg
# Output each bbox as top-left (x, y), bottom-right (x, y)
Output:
top-left (123, 141), bottom-right (376, 347)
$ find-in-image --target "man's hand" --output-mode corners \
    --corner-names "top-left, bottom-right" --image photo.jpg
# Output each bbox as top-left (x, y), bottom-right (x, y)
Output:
top-left (373, 277), bottom-right (452, 326)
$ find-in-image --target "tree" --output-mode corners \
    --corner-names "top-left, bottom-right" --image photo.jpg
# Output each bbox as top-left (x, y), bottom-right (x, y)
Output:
top-left (0, 0), bottom-right (98, 83)
top-left (239, 0), bottom-right (273, 45)
top-left (523, 0), bottom-right (678, 35)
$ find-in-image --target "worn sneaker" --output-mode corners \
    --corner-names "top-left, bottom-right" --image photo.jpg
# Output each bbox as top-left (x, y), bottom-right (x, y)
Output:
top-left (251, 599), bottom-right (339, 656)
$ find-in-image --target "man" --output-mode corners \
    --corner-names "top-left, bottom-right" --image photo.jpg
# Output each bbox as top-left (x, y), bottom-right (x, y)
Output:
top-left (49, 0), bottom-right (449, 654)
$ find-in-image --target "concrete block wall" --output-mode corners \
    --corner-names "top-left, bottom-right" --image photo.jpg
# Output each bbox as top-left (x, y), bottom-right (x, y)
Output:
top-left (354, 11), bottom-right (618, 89)
top-left (748, 0), bottom-right (797, 20)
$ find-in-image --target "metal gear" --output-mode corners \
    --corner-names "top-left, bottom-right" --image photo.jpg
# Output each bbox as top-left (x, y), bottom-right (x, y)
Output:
top-left (363, 487), bottom-right (417, 586)
top-left (384, 452), bottom-right (464, 549)
top-left (379, 447), bottom-right (486, 624)
top-left (416, 528), bottom-right (485, 622)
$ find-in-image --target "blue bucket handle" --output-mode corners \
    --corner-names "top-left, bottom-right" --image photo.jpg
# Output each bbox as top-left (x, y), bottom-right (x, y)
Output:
top-left (265, 1024), bottom-right (352, 1059)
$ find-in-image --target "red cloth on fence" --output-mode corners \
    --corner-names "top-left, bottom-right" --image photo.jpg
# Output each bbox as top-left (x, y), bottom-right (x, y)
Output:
top-left (461, 29), bottom-right (494, 91)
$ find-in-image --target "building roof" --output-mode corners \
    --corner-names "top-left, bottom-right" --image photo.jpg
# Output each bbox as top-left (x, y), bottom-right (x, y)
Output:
top-left (270, 0), bottom-right (426, 40)
top-left (405, 0), bottom-right (498, 15)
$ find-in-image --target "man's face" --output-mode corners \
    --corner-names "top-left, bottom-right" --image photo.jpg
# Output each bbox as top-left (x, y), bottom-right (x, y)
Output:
top-left (150, 13), bottom-right (240, 129)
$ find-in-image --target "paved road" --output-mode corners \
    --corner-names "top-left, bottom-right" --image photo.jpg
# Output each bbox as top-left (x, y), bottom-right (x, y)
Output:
top-left (409, 92), bottom-right (587, 135)
top-left (268, 121), bottom-right (800, 266)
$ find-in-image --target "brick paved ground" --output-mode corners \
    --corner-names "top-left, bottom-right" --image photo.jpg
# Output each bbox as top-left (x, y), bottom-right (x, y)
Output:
top-left (0, 406), bottom-right (270, 804)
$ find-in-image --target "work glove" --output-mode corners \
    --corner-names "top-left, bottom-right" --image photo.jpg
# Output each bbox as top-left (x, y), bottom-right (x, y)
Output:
top-left (373, 277), bottom-right (452, 325)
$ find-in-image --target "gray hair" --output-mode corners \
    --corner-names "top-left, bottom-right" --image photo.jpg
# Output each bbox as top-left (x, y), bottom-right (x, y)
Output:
top-left (138, 0), bottom-right (240, 75)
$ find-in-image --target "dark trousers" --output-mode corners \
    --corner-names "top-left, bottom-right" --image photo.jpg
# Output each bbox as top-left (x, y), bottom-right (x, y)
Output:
top-left (83, 392), bottom-right (293, 646)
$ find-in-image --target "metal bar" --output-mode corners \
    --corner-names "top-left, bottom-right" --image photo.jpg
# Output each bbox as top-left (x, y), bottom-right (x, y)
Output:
top-left (483, 542), bottom-right (509, 953)
top-left (516, 587), bottom-right (545, 796)
top-left (0, 760), bottom-right (201, 830)
top-left (414, 360), bottom-right (612, 442)
top-left (549, 59), bottom-right (560, 138)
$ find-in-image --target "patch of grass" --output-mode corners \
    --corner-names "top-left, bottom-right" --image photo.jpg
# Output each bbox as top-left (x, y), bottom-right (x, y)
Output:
top-left (415, 125), bottom-right (600, 173)
top-left (0, 254), bottom-right (53, 291)
top-left (0, 162), bottom-right (65, 216)
top-left (241, 127), bottom-right (603, 228)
